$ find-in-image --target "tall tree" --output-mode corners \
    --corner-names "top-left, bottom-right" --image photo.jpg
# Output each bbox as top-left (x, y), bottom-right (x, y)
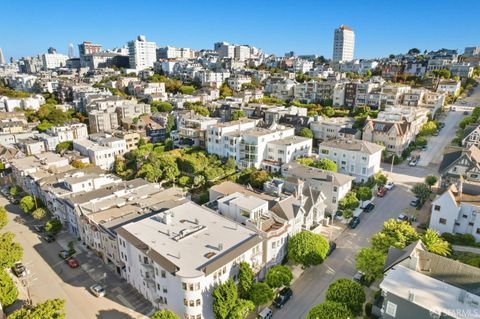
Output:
top-left (356, 187), bottom-right (373, 203)
top-left (371, 219), bottom-right (419, 253)
top-left (20, 195), bottom-right (35, 213)
top-left (7, 298), bottom-right (66, 319)
top-left (150, 309), bottom-right (180, 319)
top-left (425, 175), bottom-right (438, 187)
top-left (227, 299), bottom-right (255, 319)
top-left (355, 247), bottom-right (386, 282)
top-left (0, 206), bottom-right (7, 229)
top-left (306, 301), bottom-right (354, 319)
top-left (32, 208), bottom-right (47, 220)
top-left (248, 282), bottom-right (273, 308)
top-left (338, 192), bottom-right (360, 211)
top-left (238, 262), bottom-right (254, 299)
top-left (298, 127), bottom-right (314, 139)
top-left (411, 183), bottom-right (432, 205)
top-left (0, 268), bottom-right (18, 308)
top-left (312, 159), bottom-right (337, 172)
top-left (421, 229), bottom-right (451, 256)
top-left (212, 279), bottom-right (237, 319)
top-left (230, 110), bottom-right (246, 121)
top-left (287, 231), bottom-right (329, 267)
top-left (265, 265), bottom-right (293, 288)
top-left (325, 279), bottom-right (366, 315)
top-left (0, 232), bottom-right (23, 268)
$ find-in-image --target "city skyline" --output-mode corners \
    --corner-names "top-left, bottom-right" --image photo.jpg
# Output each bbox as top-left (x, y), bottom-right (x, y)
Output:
top-left (1, 0), bottom-right (479, 60)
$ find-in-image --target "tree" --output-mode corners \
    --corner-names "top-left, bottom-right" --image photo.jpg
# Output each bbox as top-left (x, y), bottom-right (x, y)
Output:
top-left (248, 282), bottom-right (273, 308)
top-left (220, 82), bottom-right (233, 97)
top-left (20, 195), bottom-right (35, 213)
top-left (325, 279), bottom-right (366, 315)
top-left (36, 121), bottom-right (54, 132)
top-left (408, 48), bottom-right (420, 55)
top-left (9, 186), bottom-right (20, 196)
top-left (32, 207), bottom-right (47, 220)
top-left (7, 298), bottom-right (65, 319)
top-left (249, 170), bottom-right (271, 189)
top-left (55, 141), bottom-right (73, 153)
top-left (265, 265), bottom-right (293, 288)
top-left (0, 268), bottom-right (18, 308)
top-left (179, 85), bottom-right (195, 95)
top-left (0, 206), bottom-right (7, 229)
top-left (177, 176), bottom-right (191, 187)
top-left (224, 158), bottom-right (236, 175)
top-left (238, 262), bottom-right (254, 299)
top-left (356, 247), bottom-right (386, 282)
top-left (298, 127), bottom-right (314, 139)
top-left (421, 229), bottom-right (451, 256)
top-left (306, 301), bottom-right (354, 319)
top-left (356, 187), bottom-right (373, 203)
top-left (45, 219), bottom-right (62, 234)
top-left (287, 231), bottom-right (329, 267)
top-left (411, 183), bottom-right (432, 205)
top-left (231, 110), bottom-right (246, 121)
top-left (193, 174), bottom-right (205, 187)
top-left (151, 101), bottom-right (173, 113)
top-left (166, 114), bottom-right (176, 134)
top-left (150, 309), bottom-right (180, 319)
top-left (374, 172), bottom-right (388, 186)
top-left (371, 219), bottom-right (420, 253)
top-left (312, 159), bottom-right (337, 172)
top-left (338, 192), bottom-right (359, 211)
top-left (212, 279), bottom-right (237, 319)
top-left (425, 175), bottom-right (438, 187)
top-left (432, 69), bottom-right (451, 79)
top-left (0, 232), bottom-right (23, 268)
top-left (420, 121), bottom-right (437, 135)
top-left (227, 299), bottom-right (254, 319)
top-left (296, 157), bottom-right (314, 166)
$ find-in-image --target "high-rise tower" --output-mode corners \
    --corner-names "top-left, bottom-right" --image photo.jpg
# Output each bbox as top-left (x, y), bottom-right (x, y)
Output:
top-left (332, 25), bottom-right (355, 62)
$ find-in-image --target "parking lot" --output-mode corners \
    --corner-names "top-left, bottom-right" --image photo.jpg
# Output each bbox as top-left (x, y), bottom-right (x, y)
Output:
top-left (1, 194), bottom-right (154, 319)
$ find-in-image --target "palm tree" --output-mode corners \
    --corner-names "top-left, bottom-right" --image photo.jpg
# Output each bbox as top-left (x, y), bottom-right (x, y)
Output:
top-left (421, 229), bottom-right (451, 256)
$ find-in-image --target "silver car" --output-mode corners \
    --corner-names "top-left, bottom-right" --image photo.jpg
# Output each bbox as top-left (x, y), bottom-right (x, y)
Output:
top-left (89, 284), bottom-right (106, 297)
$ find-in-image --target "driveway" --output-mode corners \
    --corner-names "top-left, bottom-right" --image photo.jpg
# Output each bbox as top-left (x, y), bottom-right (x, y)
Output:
top-left (1, 196), bottom-right (153, 319)
top-left (272, 183), bottom-right (414, 319)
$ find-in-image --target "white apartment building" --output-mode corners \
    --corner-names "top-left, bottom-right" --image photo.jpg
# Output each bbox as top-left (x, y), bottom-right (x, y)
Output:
top-left (73, 137), bottom-right (126, 170)
top-left (429, 188), bottom-right (480, 242)
top-left (437, 80), bottom-right (461, 96)
top-left (42, 52), bottom-right (69, 69)
top-left (196, 70), bottom-right (231, 88)
top-left (215, 42), bottom-right (235, 58)
top-left (227, 75), bottom-right (251, 91)
top-left (318, 139), bottom-right (384, 182)
top-left (234, 45), bottom-right (251, 61)
top-left (332, 25), bottom-right (355, 62)
top-left (157, 46), bottom-right (195, 60)
top-left (174, 111), bottom-right (219, 148)
top-left (116, 201), bottom-right (263, 319)
top-left (263, 136), bottom-right (312, 172)
top-left (207, 119), bottom-right (258, 159)
top-left (89, 109), bottom-right (120, 133)
top-left (47, 123), bottom-right (89, 142)
top-left (310, 116), bottom-right (356, 141)
top-left (128, 35), bottom-right (157, 70)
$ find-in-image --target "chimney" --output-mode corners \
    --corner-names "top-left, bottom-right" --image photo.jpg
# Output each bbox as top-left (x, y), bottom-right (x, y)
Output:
top-left (218, 243), bottom-right (223, 251)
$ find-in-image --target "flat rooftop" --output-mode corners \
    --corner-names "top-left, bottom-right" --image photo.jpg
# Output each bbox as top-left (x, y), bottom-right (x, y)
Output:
top-left (118, 201), bottom-right (261, 277)
top-left (380, 265), bottom-right (480, 319)
top-left (268, 135), bottom-right (311, 146)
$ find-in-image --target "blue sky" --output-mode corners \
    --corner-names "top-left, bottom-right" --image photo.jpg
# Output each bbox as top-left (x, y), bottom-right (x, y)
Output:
top-left (1, 0), bottom-right (479, 60)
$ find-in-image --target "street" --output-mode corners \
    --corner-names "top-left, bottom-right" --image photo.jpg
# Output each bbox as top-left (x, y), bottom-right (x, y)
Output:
top-left (1, 196), bottom-right (153, 319)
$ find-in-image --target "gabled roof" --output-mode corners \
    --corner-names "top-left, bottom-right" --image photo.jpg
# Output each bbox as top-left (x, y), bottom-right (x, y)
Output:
top-left (439, 146), bottom-right (466, 173)
top-left (383, 240), bottom-right (425, 272)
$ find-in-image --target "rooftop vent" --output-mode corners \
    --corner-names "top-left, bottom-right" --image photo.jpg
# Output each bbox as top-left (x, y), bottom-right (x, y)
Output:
top-left (205, 252), bottom-right (216, 259)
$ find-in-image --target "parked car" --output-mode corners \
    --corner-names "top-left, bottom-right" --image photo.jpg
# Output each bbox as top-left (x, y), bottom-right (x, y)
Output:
top-left (410, 198), bottom-right (420, 207)
top-left (257, 307), bottom-right (273, 319)
top-left (89, 284), bottom-right (106, 297)
top-left (58, 250), bottom-right (73, 259)
top-left (12, 262), bottom-right (26, 277)
top-left (384, 182), bottom-right (395, 190)
top-left (348, 216), bottom-right (360, 229)
top-left (397, 214), bottom-right (409, 222)
top-left (353, 271), bottom-right (372, 286)
top-left (464, 111), bottom-right (470, 115)
top-left (376, 187), bottom-right (387, 197)
top-left (438, 122), bottom-right (445, 128)
top-left (33, 225), bottom-right (45, 233)
top-left (273, 287), bottom-right (293, 309)
top-left (42, 234), bottom-right (55, 243)
top-left (66, 258), bottom-right (80, 268)
top-left (433, 131), bottom-right (439, 136)
top-left (422, 146), bottom-right (427, 151)
top-left (409, 158), bottom-right (418, 166)
top-left (363, 203), bottom-right (375, 213)
top-left (327, 242), bottom-right (337, 256)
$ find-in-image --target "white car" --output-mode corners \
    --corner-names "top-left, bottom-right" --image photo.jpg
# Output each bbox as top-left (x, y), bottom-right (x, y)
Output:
top-left (384, 182), bottom-right (395, 190)
top-left (397, 214), bottom-right (409, 222)
top-left (89, 284), bottom-right (106, 297)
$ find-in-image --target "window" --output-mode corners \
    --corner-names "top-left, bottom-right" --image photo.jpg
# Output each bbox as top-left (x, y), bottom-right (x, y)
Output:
top-left (163, 286), bottom-right (167, 293)
top-left (385, 301), bottom-right (397, 317)
top-left (477, 228), bottom-right (480, 234)
top-left (184, 299), bottom-right (188, 306)
top-left (469, 222), bottom-right (474, 226)
top-left (196, 299), bottom-right (201, 306)
top-left (434, 205), bottom-right (441, 211)
top-left (195, 283), bottom-right (200, 290)
top-left (161, 270), bottom-right (166, 278)
top-left (439, 218), bottom-right (447, 225)
top-left (463, 214), bottom-right (468, 218)
top-left (189, 283), bottom-right (194, 291)
top-left (182, 282), bottom-right (187, 290)
top-left (189, 300), bottom-right (194, 307)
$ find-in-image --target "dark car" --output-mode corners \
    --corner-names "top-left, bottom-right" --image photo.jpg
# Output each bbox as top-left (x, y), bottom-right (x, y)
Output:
top-left (59, 250), bottom-right (73, 259)
top-left (363, 203), bottom-right (375, 213)
top-left (12, 262), bottom-right (26, 277)
top-left (464, 111), bottom-right (470, 115)
top-left (327, 242), bottom-right (337, 256)
top-left (348, 216), bottom-right (360, 229)
top-left (376, 187), bottom-right (387, 197)
top-left (42, 234), bottom-right (55, 242)
top-left (273, 287), bottom-right (293, 309)
top-left (353, 271), bottom-right (372, 286)
top-left (33, 225), bottom-right (45, 233)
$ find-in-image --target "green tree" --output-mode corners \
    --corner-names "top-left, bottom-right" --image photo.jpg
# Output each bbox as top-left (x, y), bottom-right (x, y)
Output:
top-left (298, 127), bottom-right (314, 139)
top-left (9, 186), bottom-right (20, 196)
top-left (227, 299), bottom-right (254, 319)
top-left (55, 141), bottom-right (73, 153)
top-left (432, 69), bottom-right (451, 79)
top-left (306, 301), bottom-right (354, 319)
top-left (45, 219), bottom-right (62, 234)
top-left (325, 279), bottom-right (366, 315)
top-left (411, 183), bottom-right (432, 205)
top-left (37, 121), bottom-right (54, 132)
top-left (356, 187), bottom-right (373, 203)
top-left (312, 159), bottom-right (337, 172)
top-left (374, 172), bottom-right (388, 186)
top-left (420, 121), bottom-right (437, 135)
top-left (193, 174), bottom-right (206, 187)
top-left (212, 279), bottom-right (237, 319)
top-left (0, 268), bottom-right (18, 308)
top-left (20, 195), bottom-right (35, 213)
top-left (151, 101), bottom-right (173, 113)
top-left (224, 158), bottom-right (236, 175)
top-left (338, 192), bottom-right (360, 211)
top-left (238, 262), bottom-right (254, 299)
top-left (296, 157), bottom-right (315, 166)
top-left (356, 247), bottom-right (386, 282)
top-left (220, 82), bottom-right (233, 97)
top-left (265, 265), bottom-right (293, 288)
top-left (249, 170), bottom-right (271, 189)
top-left (287, 231), bottom-right (329, 267)
top-left (425, 175), bottom-right (438, 187)
top-left (421, 229), bottom-right (451, 256)
top-left (177, 176), bottom-right (191, 187)
top-left (0, 232), bottom-right (23, 268)
top-left (249, 282), bottom-right (273, 308)
top-left (0, 206), bottom-right (7, 229)
top-left (150, 309), bottom-right (180, 319)
top-left (7, 298), bottom-right (65, 319)
top-left (231, 110), bottom-right (246, 121)
top-left (179, 85), bottom-right (195, 95)
top-left (32, 207), bottom-right (47, 220)
top-left (408, 48), bottom-right (420, 55)
top-left (137, 163), bottom-right (163, 182)
top-left (371, 219), bottom-right (420, 253)
top-left (166, 114), bottom-right (176, 134)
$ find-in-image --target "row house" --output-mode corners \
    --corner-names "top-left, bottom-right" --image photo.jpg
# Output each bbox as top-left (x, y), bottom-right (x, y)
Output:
top-left (172, 111), bottom-right (219, 148)
top-left (73, 136), bottom-right (127, 170)
top-left (310, 116), bottom-right (357, 141)
top-left (362, 120), bottom-right (413, 155)
top-left (439, 145), bottom-right (480, 186)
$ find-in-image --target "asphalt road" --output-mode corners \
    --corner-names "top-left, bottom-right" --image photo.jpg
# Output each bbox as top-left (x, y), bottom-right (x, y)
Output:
top-left (1, 196), bottom-right (150, 319)
top-left (273, 182), bottom-right (415, 319)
